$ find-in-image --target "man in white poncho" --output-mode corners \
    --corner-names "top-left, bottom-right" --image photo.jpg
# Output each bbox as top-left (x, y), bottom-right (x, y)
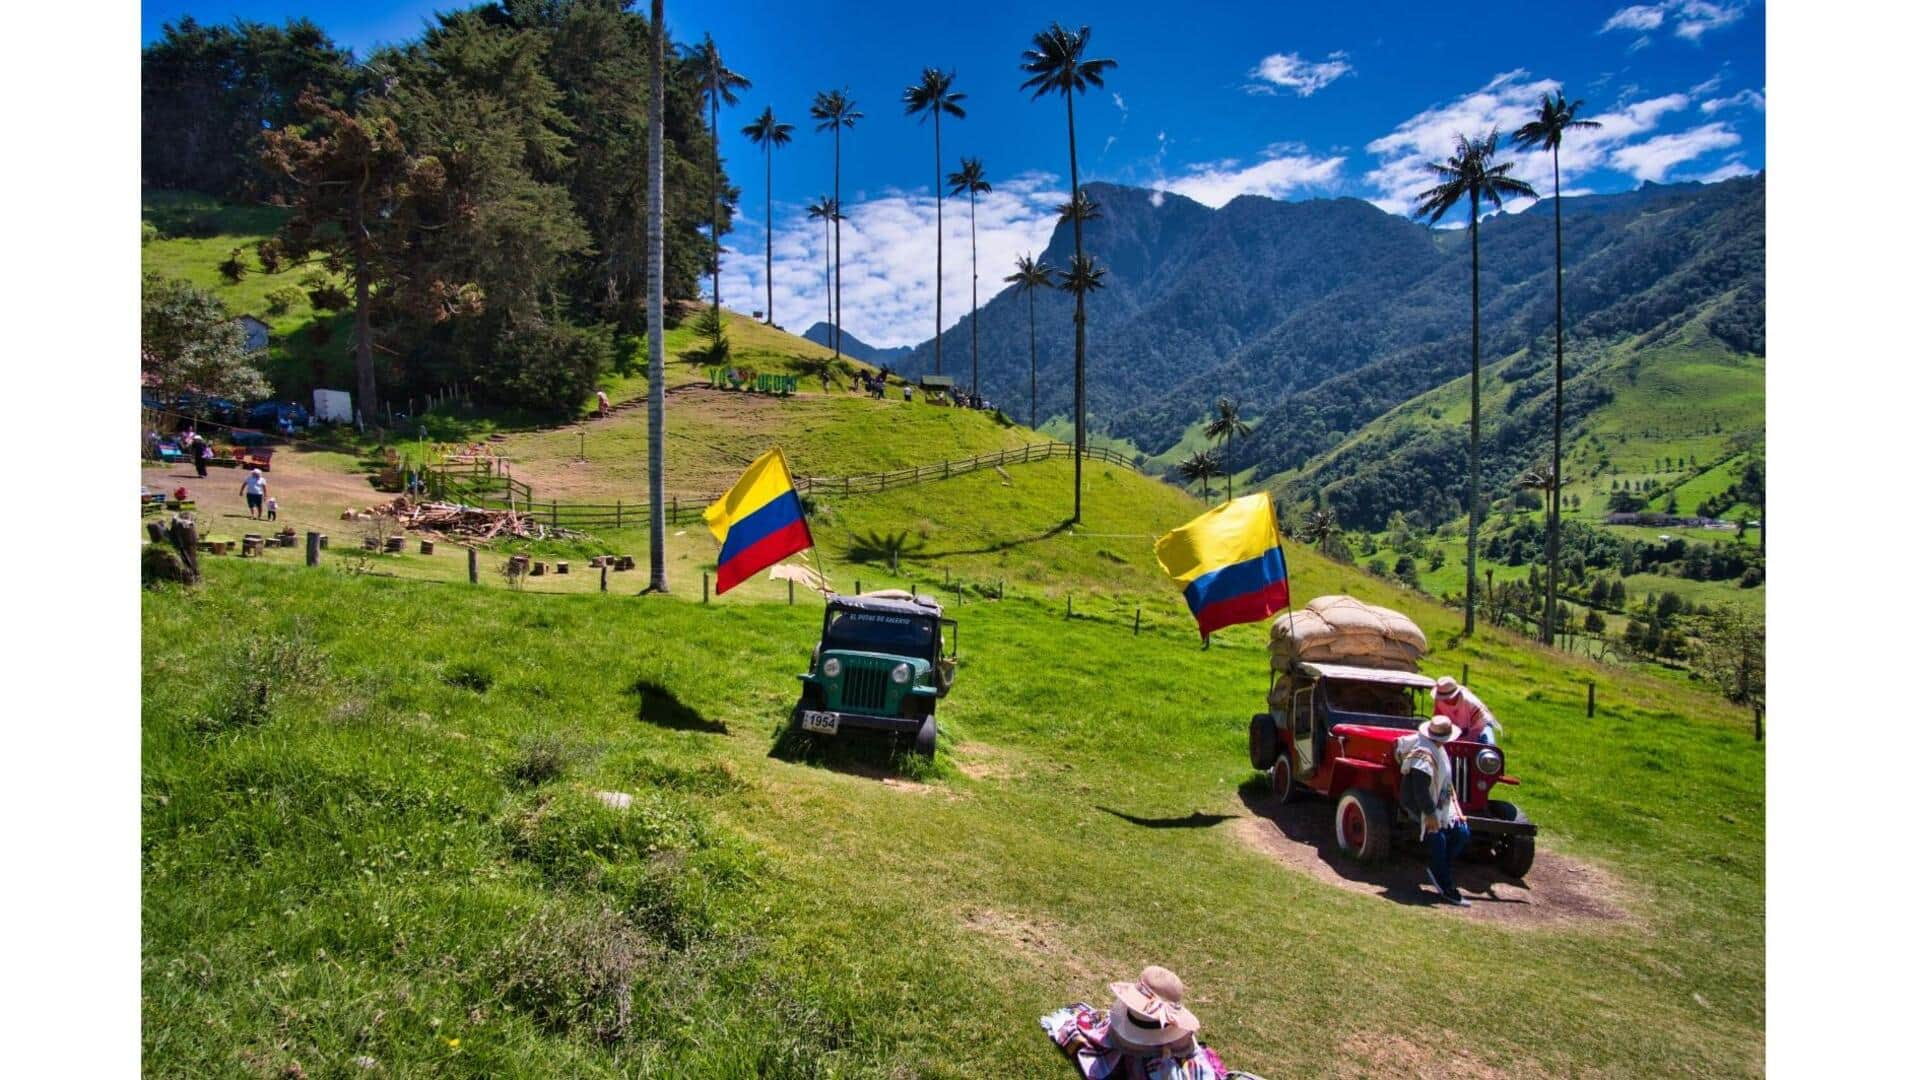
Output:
top-left (1395, 715), bottom-right (1472, 907)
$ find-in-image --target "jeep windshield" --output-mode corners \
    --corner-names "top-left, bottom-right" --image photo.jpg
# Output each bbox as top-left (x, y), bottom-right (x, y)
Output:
top-left (1322, 678), bottom-right (1422, 730)
top-left (824, 610), bottom-right (936, 656)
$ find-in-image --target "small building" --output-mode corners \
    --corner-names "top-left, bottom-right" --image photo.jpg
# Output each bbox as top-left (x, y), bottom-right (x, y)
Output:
top-left (233, 314), bottom-right (270, 353)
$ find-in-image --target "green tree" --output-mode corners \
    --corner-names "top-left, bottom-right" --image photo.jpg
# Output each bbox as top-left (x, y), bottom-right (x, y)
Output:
top-left (1583, 609), bottom-right (1606, 634)
top-left (806, 196), bottom-right (839, 337)
top-left (1058, 250), bottom-right (1109, 458)
top-left (1020, 22), bottom-right (1116, 524)
top-left (810, 89), bottom-right (862, 363)
top-left (1412, 131), bottom-right (1537, 635)
top-left (741, 106), bottom-right (793, 325)
top-left (1393, 555), bottom-right (1420, 590)
top-left (1003, 252), bottom-right (1055, 430)
top-left (1177, 448), bottom-right (1222, 501)
top-left (141, 274), bottom-right (271, 404)
top-left (1204, 398), bottom-right (1252, 501)
top-left (947, 157), bottom-right (992, 395)
top-left (903, 68), bottom-right (966, 374)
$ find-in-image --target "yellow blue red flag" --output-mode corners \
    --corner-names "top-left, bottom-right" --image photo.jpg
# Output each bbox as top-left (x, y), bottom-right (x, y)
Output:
top-left (703, 448), bottom-right (813, 594)
top-left (1154, 492), bottom-right (1290, 641)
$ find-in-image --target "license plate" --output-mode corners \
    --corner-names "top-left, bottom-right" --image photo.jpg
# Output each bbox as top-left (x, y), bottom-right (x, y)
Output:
top-left (800, 710), bottom-right (840, 735)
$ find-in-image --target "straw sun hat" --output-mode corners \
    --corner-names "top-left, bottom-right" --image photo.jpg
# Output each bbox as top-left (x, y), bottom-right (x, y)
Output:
top-left (1417, 715), bottom-right (1461, 743)
top-left (1434, 676), bottom-right (1462, 699)
top-left (1107, 966), bottom-right (1200, 1052)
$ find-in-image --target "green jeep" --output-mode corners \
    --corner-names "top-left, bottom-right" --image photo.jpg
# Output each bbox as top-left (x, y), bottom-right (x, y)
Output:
top-left (792, 591), bottom-right (957, 755)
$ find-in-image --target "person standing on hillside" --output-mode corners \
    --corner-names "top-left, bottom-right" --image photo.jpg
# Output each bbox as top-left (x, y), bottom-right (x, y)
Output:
top-left (1397, 715), bottom-right (1472, 907)
top-left (1432, 676), bottom-right (1501, 745)
top-left (241, 468), bottom-right (268, 520)
top-left (596, 389), bottom-right (611, 418)
top-left (193, 436), bottom-right (211, 478)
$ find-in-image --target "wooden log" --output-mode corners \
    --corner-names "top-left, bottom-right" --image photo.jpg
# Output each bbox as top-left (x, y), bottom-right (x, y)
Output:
top-left (317, 534), bottom-right (328, 549)
top-left (468, 546), bottom-right (479, 584)
top-left (555, 561), bottom-right (568, 574)
top-left (167, 518), bottom-right (201, 584)
top-left (306, 532), bottom-right (320, 566)
top-left (419, 539), bottom-right (435, 555)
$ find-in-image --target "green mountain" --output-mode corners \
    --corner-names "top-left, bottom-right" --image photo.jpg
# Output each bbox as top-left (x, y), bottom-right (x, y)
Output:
top-left (894, 175), bottom-right (1764, 527)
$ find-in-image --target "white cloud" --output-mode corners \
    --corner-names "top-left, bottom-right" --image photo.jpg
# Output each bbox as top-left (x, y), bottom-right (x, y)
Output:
top-left (719, 172), bottom-right (1067, 348)
top-left (1363, 71), bottom-right (1731, 217)
top-left (1701, 88), bottom-right (1765, 114)
top-left (1601, 2), bottom-right (1749, 42)
top-left (1163, 151), bottom-right (1345, 208)
top-left (1112, 92), bottom-right (1128, 119)
top-left (1247, 50), bottom-right (1354, 97)
top-left (1608, 122), bottom-right (1741, 182)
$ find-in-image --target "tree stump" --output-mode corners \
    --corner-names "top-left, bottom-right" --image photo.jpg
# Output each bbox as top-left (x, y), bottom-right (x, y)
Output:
top-left (419, 540), bottom-right (436, 555)
top-left (555, 561), bottom-right (569, 574)
top-left (317, 534), bottom-right (328, 549)
top-left (242, 535), bottom-right (264, 557)
top-left (531, 561), bottom-right (546, 576)
top-left (363, 535), bottom-right (381, 551)
top-left (384, 536), bottom-right (405, 554)
top-left (164, 517), bottom-right (202, 584)
top-left (146, 521), bottom-right (167, 544)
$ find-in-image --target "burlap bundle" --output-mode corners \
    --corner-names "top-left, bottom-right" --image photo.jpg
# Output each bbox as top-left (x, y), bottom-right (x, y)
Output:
top-left (1269, 595), bottom-right (1428, 673)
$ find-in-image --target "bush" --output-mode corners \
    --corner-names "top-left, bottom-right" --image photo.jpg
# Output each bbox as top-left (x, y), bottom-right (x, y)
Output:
top-left (1584, 609), bottom-right (1607, 633)
top-left (488, 902), bottom-right (654, 1042)
top-left (477, 321), bottom-right (612, 414)
top-left (264, 286), bottom-right (305, 316)
top-left (510, 734), bottom-right (576, 788)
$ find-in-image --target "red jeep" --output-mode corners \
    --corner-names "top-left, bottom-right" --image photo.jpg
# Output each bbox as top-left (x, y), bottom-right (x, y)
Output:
top-left (1248, 661), bottom-right (1537, 878)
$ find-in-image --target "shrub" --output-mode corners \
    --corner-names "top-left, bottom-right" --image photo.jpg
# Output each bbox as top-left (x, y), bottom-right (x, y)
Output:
top-left (264, 286), bottom-right (305, 316)
top-left (510, 734), bottom-right (575, 787)
top-left (488, 902), bottom-right (654, 1042)
top-left (477, 321), bottom-right (612, 414)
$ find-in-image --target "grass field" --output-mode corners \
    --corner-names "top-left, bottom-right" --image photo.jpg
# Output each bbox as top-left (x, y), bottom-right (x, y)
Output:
top-left (142, 550), bottom-right (1763, 1077)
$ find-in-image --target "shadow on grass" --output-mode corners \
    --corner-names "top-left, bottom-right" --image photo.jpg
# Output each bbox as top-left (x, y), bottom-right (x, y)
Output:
top-left (625, 678), bottom-right (727, 734)
top-left (768, 716), bottom-right (944, 784)
top-left (1096, 806), bottom-right (1237, 830)
top-left (916, 518), bottom-right (1075, 560)
top-left (845, 529), bottom-right (926, 565)
top-left (1234, 777), bottom-right (1533, 908)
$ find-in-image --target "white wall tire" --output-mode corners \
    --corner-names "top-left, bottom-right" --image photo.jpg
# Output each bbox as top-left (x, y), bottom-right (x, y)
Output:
top-left (1333, 789), bottom-right (1391, 861)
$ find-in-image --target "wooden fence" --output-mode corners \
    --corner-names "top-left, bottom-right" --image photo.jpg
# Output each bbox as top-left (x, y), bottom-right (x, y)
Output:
top-left (423, 441), bottom-right (1148, 531)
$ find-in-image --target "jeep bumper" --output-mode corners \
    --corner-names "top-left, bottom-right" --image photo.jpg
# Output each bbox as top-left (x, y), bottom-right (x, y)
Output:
top-left (796, 708), bottom-right (926, 736)
top-left (1463, 812), bottom-right (1537, 838)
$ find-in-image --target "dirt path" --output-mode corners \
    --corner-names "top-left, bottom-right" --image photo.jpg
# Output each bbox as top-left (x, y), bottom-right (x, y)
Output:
top-left (1231, 788), bottom-right (1632, 929)
top-left (141, 452), bottom-right (383, 542)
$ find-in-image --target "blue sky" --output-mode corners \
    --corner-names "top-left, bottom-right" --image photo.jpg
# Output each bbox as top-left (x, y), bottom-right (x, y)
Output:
top-left (144, 0), bottom-right (1766, 346)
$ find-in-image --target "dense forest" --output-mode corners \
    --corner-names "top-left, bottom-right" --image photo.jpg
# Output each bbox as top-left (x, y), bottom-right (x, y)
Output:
top-left (142, 1), bottom-right (733, 415)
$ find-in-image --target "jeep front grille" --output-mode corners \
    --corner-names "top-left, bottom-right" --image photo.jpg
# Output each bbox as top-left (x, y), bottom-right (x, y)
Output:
top-left (1452, 754), bottom-right (1469, 800)
top-left (840, 659), bottom-right (890, 711)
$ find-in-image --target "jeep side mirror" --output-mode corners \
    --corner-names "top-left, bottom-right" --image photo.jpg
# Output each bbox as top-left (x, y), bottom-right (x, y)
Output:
top-left (941, 618), bottom-right (958, 660)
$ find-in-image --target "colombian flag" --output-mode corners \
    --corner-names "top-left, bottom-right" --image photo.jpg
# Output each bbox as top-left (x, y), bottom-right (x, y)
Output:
top-left (704, 448), bottom-right (814, 594)
top-left (1154, 492), bottom-right (1290, 641)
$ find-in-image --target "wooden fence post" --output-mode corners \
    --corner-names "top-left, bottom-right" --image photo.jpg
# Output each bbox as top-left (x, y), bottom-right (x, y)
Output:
top-left (855, 579), bottom-right (861, 595)
top-left (1753, 706), bottom-right (1763, 742)
top-left (468, 546), bottom-right (479, 584)
top-left (305, 531), bottom-right (319, 567)
top-left (601, 563), bottom-right (608, 593)
top-left (672, 496), bottom-right (678, 525)
top-left (1134, 608), bottom-right (1141, 636)
top-left (616, 499), bottom-right (622, 529)
top-left (703, 572), bottom-right (710, 603)
top-left (1067, 593), bottom-right (1073, 619)
top-left (1587, 680), bottom-right (1596, 717)
top-left (1461, 663), bottom-right (1469, 686)
top-left (788, 579), bottom-right (795, 605)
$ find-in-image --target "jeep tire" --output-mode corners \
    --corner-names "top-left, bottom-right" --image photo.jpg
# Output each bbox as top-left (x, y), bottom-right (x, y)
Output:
top-left (1270, 747), bottom-right (1300, 804)
top-left (1249, 713), bottom-right (1280, 772)
top-left (1334, 789), bottom-right (1391, 862)
top-left (1487, 800), bottom-right (1536, 878)
top-left (913, 714), bottom-right (938, 757)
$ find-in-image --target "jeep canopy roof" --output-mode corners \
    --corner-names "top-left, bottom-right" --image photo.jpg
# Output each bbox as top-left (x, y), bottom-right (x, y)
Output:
top-left (1292, 661), bottom-right (1435, 689)
top-left (826, 591), bottom-right (945, 619)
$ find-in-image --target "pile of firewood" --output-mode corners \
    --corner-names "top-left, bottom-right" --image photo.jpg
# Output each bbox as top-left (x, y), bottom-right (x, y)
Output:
top-left (344, 496), bottom-right (581, 541)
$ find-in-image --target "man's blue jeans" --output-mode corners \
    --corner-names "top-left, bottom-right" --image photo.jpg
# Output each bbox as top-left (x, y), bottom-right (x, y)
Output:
top-left (1426, 822), bottom-right (1472, 899)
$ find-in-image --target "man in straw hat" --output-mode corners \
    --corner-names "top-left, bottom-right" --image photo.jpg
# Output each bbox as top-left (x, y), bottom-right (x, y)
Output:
top-left (1041, 965), bottom-right (1227, 1079)
top-left (1432, 675), bottom-right (1500, 745)
top-left (1396, 715), bottom-right (1473, 907)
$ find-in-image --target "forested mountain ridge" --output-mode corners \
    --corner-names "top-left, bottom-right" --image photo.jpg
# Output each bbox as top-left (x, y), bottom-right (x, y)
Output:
top-left (802, 323), bottom-right (912, 367)
top-left (893, 175), bottom-right (1764, 519)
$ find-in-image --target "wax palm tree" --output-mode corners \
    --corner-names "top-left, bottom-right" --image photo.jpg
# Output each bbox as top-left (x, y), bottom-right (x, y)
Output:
top-left (647, 0), bottom-right (669, 591)
top-left (947, 157), bottom-right (992, 396)
top-left (1054, 190), bottom-right (1102, 223)
top-left (691, 35), bottom-right (749, 326)
top-left (741, 106), bottom-right (793, 326)
top-left (805, 196), bottom-right (838, 340)
top-left (1514, 92), bottom-right (1600, 647)
top-left (1299, 508), bottom-right (1339, 551)
top-left (1020, 22), bottom-right (1116, 524)
top-left (1411, 130), bottom-right (1536, 635)
top-left (810, 89), bottom-right (862, 362)
top-left (1178, 448), bottom-right (1222, 502)
top-left (903, 69), bottom-right (966, 375)
top-left (1204, 398), bottom-right (1252, 501)
top-left (1004, 252), bottom-right (1055, 430)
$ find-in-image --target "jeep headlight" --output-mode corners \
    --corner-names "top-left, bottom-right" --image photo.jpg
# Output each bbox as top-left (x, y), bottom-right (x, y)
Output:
top-left (1475, 748), bottom-right (1503, 776)
top-left (822, 657), bottom-right (842, 677)
top-left (890, 662), bottom-right (912, 685)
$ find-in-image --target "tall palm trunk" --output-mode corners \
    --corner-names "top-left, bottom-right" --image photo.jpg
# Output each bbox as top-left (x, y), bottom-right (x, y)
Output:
top-left (1027, 289), bottom-right (1037, 429)
top-left (1224, 432), bottom-right (1233, 501)
top-left (933, 111), bottom-right (943, 375)
top-left (351, 202), bottom-right (374, 423)
top-left (1465, 190), bottom-right (1481, 635)
top-left (647, 0), bottom-right (668, 592)
top-left (821, 216), bottom-right (832, 336)
top-left (832, 129), bottom-right (842, 361)
top-left (1544, 146), bottom-right (1564, 646)
top-left (763, 142), bottom-right (773, 324)
top-left (968, 185), bottom-right (980, 395)
top-left (1065, 89), bottom-right (1085, 523)
top-left (710, 92), bottom-right (721, 319)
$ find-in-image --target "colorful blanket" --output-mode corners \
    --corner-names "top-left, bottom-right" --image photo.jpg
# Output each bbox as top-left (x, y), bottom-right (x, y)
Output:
top-left (1040, 1003), bottom-right (1230, 1080)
